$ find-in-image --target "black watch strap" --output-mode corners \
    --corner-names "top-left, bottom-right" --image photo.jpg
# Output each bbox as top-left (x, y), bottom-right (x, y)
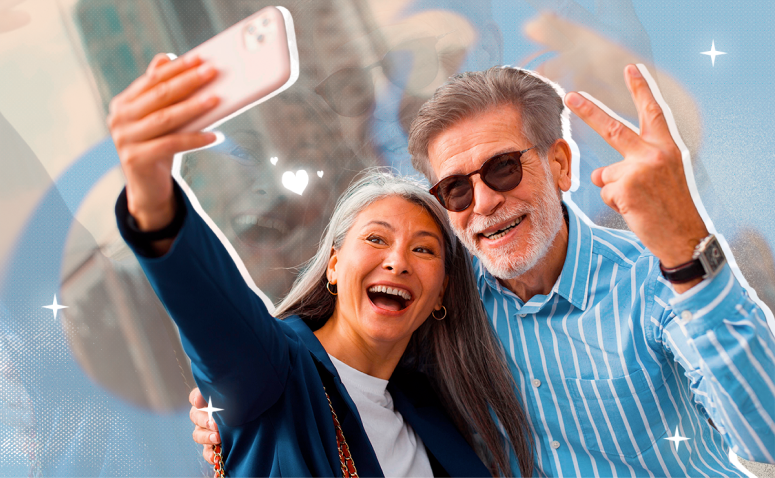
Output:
top-left (659, 259), bottom-right (706, 284)
top-left (115, 182), bottom-right (187, 257)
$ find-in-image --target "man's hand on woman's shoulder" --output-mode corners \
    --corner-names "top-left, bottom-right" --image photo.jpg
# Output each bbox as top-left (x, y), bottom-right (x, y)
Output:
top-left (189, 387), bottom-right (221, 465)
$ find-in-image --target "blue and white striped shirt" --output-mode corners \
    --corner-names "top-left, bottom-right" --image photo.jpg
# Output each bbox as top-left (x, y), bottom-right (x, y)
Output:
top-left (475, 203), bottom-right (775, 477)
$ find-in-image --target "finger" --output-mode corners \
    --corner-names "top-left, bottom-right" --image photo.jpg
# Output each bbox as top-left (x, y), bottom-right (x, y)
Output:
top-left (624, 64), bottom-right (674, 145)
top-left (123, 64), bottom-right (217, 123)
top-left (599, 183), bottom-right (620, 214)
top-left (204, 445), bottom-right (215, 465)
top-left (592, 160), bottom-right (629, 187)
top-left (523, 13), bottom-right (574, 52)
top-left (123, 54), bottom-right (203, 104)
top-left (190, 406), bottom-right (211, 430)
top-left (523, 12), bottom-right (600, 52)
top-left (119, 132), bottom-right (216, 171)
top-left (116, 93), bottom-right (219, 143)
top-left (591, 167), bottom-right (604, 188)
top-left (193, 426), bottom-right (221, 445)
top-left (189, 387), bottom-right (206, 408)
top-left (146, 53), bottom-right (171, 74)
top-left (565, 91), bottom-right (642, 156)
top-left (110, 54), bottom-right (202, 116)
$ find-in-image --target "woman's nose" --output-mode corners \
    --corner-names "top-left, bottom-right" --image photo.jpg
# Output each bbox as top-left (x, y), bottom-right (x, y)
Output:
top-left (382, 249), bottom-right (411, 274)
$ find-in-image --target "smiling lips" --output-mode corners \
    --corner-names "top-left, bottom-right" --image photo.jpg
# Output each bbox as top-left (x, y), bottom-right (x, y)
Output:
top-left (366, 285), bottom-right (413, 312)
top-left (481, 215), bottom-right (526, 241)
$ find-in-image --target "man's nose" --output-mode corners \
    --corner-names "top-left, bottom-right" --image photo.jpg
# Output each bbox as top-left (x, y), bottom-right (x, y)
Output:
top-left (470, 175), bottom-right (505, 217)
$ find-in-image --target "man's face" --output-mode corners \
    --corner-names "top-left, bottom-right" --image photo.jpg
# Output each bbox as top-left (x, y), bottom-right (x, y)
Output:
top-left (427, 106), bottom-right (566, 279)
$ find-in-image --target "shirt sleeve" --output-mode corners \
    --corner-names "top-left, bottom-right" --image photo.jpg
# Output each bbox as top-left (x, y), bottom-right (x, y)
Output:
top-left (650, 263), bottom-right (775, 463)
top-left (115, 181), bottom-right (291, 427)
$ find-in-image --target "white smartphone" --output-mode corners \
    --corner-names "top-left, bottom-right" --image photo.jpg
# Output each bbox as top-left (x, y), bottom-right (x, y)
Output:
top-left (175, 5), bottom-right (299, 133)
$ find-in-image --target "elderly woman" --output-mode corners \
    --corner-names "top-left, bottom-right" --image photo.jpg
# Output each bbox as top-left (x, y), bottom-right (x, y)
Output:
top-left (110, 54), bottom-right (533, 477)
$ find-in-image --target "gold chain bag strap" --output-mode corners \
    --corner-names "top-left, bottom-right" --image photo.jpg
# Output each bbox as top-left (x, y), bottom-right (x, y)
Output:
top-left (209, 388), bottom-right (357, 478)
top-left (325, 387), bottom-right (359, 477)
top-left (212, 444), bottom-right (225, 477)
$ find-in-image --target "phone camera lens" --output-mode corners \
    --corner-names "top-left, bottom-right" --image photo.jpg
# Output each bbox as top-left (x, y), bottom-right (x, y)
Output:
top-left (248, 25), bottom-right (256, 34)
top-left (262, 18), bottom-right (270, 26)
top-left (257, 34), bottom-right (264, 42)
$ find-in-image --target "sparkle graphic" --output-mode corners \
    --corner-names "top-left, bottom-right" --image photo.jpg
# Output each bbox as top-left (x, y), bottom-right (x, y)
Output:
top-left (43, 295), bottom-right (68, 319)
top-left (665, 426), bottom-right (690, 451)
top-left (198, 396), bottom-right (224, 422)
top-left (701, 40), bottom-right (726, 66)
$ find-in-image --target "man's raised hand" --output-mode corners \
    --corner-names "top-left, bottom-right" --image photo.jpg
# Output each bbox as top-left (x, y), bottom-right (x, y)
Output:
top-left (564, 64), bottom-right (708, 290)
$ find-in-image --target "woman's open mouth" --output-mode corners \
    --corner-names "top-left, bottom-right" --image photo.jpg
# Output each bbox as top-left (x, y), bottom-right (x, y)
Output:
top-left (366, 285), bottom-right (413, 312)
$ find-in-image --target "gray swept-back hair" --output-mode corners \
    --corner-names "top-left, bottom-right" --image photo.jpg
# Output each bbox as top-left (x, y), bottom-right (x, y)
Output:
top-left (275, 169), bottom-right (533, 476)
top-left (408, 66), bottom-right (569, 183)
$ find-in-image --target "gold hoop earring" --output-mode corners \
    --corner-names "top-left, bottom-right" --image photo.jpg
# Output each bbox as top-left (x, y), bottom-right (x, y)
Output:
top-left (432, 306), bottom-right (447, 321)
top-left (326, 281), bottom-right (338, 296)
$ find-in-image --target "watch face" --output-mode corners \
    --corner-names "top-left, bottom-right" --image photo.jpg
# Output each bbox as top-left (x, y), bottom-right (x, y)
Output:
top-left (701, 236), bottom-right (727, 274)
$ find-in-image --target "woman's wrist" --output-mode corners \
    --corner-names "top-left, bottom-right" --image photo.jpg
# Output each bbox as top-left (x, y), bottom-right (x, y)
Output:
top-left (116, 182), bottom-right (187, 258)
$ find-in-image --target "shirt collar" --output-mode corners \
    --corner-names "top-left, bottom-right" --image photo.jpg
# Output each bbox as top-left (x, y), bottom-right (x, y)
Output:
top-left (475, 201), bottom-right (593, 311)
top-left (557, 201), bottom-right (594, 310)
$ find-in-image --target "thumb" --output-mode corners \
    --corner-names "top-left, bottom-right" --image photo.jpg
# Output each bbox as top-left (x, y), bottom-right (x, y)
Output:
top-left (591, 166), bottom-right (606, 188)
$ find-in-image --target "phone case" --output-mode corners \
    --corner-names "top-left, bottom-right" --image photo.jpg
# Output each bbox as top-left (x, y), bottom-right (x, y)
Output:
top-left (176, 6), bottom-right (299, 133)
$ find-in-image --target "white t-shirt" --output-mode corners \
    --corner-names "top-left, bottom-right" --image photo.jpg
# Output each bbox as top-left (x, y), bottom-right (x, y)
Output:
top-left (328, 354), bottom-right (433, 477)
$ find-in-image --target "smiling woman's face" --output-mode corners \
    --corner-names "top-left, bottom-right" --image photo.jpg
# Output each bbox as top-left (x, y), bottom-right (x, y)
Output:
top-left (327, 196), bottom-right (448, 346)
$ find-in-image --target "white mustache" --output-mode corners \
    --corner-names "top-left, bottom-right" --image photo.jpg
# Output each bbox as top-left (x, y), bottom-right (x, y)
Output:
top-left (467, 205), bottom-right (532, 236)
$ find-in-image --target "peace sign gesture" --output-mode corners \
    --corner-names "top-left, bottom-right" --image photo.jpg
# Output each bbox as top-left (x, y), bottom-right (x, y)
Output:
top-left (564, 64), bottom-right (709, 290)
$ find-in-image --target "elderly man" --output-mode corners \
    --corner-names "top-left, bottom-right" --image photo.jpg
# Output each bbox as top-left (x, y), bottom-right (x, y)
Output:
top-left (190, 65), bottom-right (775, 476)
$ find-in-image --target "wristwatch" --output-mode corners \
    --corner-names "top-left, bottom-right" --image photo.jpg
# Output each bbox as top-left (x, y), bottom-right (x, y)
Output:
top-left (659, 234), bottom-right (726, 284)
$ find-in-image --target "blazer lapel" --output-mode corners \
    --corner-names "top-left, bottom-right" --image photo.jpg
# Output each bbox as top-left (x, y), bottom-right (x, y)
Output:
top-left (286, 317), bottom-right (384, 477)
top-left (389, 370), bottom-right (490, 477)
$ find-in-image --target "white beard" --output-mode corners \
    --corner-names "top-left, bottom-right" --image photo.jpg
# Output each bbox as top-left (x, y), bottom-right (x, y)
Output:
top-left (452, 164), bottom-right (565, 280)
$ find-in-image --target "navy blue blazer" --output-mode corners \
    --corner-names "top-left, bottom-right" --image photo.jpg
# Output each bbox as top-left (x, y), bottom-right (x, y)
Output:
top-left (116, 185), bottom-right (490, 477)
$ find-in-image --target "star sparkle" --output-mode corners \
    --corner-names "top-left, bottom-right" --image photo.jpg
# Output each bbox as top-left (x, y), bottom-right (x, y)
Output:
top-left (43, 295), bottom-right (68, 320)
top-left (701, 40), bottom-right (726, 66)
top-left (665, 426), bottom-right (690, 452)
top-left (198, 396), bottom-right (224, 422)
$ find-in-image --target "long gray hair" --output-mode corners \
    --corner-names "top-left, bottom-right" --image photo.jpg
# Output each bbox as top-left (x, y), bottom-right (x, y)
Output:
top-left (275, 169), bottom-right (534, 476)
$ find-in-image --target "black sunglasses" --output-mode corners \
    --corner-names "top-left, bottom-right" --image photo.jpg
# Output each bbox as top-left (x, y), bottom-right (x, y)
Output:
top-left (429, 146), bottom-right (536, 212)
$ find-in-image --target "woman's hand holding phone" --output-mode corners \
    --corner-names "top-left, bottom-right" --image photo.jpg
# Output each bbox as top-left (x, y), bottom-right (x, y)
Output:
top-left (107, 53), bottom-right (220, 237)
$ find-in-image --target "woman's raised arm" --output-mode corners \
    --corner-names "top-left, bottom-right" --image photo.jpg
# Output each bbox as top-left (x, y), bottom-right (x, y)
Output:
top-left (109, 53), bottom-right (219, 254)
top-left (111, 55), bottom-right (292, 426)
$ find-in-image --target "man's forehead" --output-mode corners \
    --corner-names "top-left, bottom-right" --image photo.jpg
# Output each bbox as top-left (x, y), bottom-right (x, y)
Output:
top-left (427, 106), bottom-right (530, 176)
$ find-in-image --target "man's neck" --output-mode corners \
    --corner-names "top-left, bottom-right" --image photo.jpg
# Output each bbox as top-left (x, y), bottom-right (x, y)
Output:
top-left (499, 221), bottom-right (569, 303)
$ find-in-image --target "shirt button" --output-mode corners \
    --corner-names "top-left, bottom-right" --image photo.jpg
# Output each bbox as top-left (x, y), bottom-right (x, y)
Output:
top-left (519, 313), bottom-right (527, 318)
top-left (551, 440), bottom-right (561, 449)
top-left (681, 310), bottom-right (693, 321)
top-left (532, 379), bottom-right (541, 388)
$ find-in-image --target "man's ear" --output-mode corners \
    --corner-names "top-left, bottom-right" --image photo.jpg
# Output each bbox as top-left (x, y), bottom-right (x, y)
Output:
top-left (326, 247), bottom-right (338, 284)
top-left (550, 139), bottom-right (573, 192)
top-left (436, 275), bottom-right (450, 309)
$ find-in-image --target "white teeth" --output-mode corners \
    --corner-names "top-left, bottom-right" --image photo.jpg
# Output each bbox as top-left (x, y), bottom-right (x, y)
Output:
top-left (234, 215), bottom-right (289, 234)
top-left (483, 217), bottom-right (523, 240)
top-left (367, 285), bottom-right (412, 301)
